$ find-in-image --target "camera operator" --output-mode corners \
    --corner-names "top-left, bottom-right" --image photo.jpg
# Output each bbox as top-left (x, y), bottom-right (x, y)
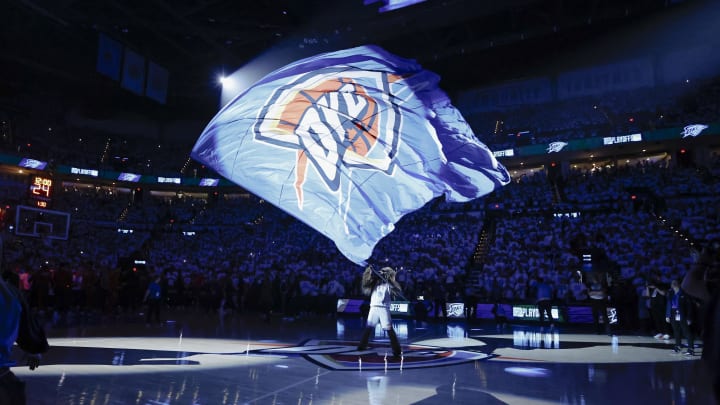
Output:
top-left (682, 240), bottom-right (720, 402)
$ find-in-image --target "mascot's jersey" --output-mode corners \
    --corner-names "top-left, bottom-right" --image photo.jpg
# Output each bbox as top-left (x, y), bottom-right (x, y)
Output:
top-left (370, 282), bottom-right (391, 307)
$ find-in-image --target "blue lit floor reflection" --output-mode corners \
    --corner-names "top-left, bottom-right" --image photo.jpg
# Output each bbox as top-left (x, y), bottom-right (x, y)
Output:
top-left (10, 312), bottom-right (714, 405)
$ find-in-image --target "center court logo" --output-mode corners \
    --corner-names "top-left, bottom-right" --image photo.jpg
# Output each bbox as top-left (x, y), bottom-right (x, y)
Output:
top-left (253, 69), bottom-right (403, 209)
top-left (257, 339), bottom-right (490, 371)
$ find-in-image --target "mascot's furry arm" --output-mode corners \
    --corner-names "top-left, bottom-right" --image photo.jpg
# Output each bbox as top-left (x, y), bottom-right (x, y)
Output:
top-left (362, 265), bottom-right (406, 300)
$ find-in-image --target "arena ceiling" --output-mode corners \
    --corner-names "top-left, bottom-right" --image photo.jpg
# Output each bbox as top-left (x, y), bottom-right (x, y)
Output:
top-left (1, 0), bottom-right (690, 117)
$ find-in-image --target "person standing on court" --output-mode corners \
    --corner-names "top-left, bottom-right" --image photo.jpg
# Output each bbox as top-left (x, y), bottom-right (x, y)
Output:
top-left (665, 279), bottom-right (696, 355)
top-left (535, 276), bottom-right (555, 328)
top-left (357, 266), bottom-right (403, 358)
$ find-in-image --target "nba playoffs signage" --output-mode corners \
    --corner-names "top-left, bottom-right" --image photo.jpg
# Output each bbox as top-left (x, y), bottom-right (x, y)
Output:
top-left (337, 299), bottom-right (413, 316)
top-left (511, 304), bottom-right (564, 322)
top-left (603, 133), bottom-right (642, 145)
top-left (390, 302), bottom-right (411, 314)
top-left (493, 149), bottom-right (515, 158)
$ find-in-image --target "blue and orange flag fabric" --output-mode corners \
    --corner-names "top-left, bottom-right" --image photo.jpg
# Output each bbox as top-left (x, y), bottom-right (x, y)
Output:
top-left (191, 45), bottom-right (510, 265)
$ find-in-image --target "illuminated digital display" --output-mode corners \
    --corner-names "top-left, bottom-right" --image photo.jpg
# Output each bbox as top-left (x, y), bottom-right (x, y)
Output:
top-left (511, 304), bottom-right (565, 322)
top-left (70, 167), bottom-right (99, 177)
top-left (547, 141), bottom-right (569, 153)
top-left (446, 302), bottom-right (465, 318)
top-left (199, 178), bottom-right (219, 186)
top-left (681, 124), bottom-right (708, 138)
top-left (366, 0), bottom-right (427, 13)
top-left (28, 175), bottom-right (54, 208)
top-left (18, 158), bottom-right (48, 170)
top-left (158, 176), bottom-right (181, 184)
top-left (603, 133), bottom-right (642, 145)
top-left (493, 149), bottom-right (515, 158)
top-left (118, 172), bottom-right (141, 182)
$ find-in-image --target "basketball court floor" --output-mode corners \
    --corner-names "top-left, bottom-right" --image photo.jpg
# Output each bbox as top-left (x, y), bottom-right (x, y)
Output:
top-left (11, 311), bottom-right (714, 404)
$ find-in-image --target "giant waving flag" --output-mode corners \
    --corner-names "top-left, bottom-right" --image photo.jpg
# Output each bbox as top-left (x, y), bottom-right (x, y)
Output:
top-left (191, 45), bottom-right (510, 265)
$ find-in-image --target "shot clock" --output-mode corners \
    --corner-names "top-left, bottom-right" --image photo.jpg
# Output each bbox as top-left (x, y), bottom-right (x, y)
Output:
top-left (28, 175), bottom-right (54, 208)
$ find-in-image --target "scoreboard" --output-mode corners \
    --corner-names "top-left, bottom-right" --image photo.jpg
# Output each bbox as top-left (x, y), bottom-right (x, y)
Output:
top-left (28, 175), bottom-right (54, 208)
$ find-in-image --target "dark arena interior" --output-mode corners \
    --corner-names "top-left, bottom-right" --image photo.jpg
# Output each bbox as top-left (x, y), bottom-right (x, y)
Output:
top-left (1, 0), bottom-right (720, 404)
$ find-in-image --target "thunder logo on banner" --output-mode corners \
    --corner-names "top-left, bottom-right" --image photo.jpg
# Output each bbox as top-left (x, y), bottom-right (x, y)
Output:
top-left (191, 45), bottom-right (510, 265)
top-left (254, 71), bottom-right (401, 208)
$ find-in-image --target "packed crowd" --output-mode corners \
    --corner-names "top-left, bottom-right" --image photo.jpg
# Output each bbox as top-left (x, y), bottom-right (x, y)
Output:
top-left (0, 69), bottom-right (718, 337)
top-left (0, 172), bottom-right (486, 319)
top-left (0, 151), bottom-right (716, 336)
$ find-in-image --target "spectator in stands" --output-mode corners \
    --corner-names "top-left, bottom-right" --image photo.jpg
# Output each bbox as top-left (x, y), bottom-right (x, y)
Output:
top-left (323, 277), bottom-right (346, 318)
top-left (570, 273), bottom-right (589, 302)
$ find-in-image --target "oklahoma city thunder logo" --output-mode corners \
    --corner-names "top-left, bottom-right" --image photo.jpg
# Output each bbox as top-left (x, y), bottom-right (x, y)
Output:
top-left (258, 339), bottom-right (490, 371)
top-left (253, 68), bottom-right (403, 210)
